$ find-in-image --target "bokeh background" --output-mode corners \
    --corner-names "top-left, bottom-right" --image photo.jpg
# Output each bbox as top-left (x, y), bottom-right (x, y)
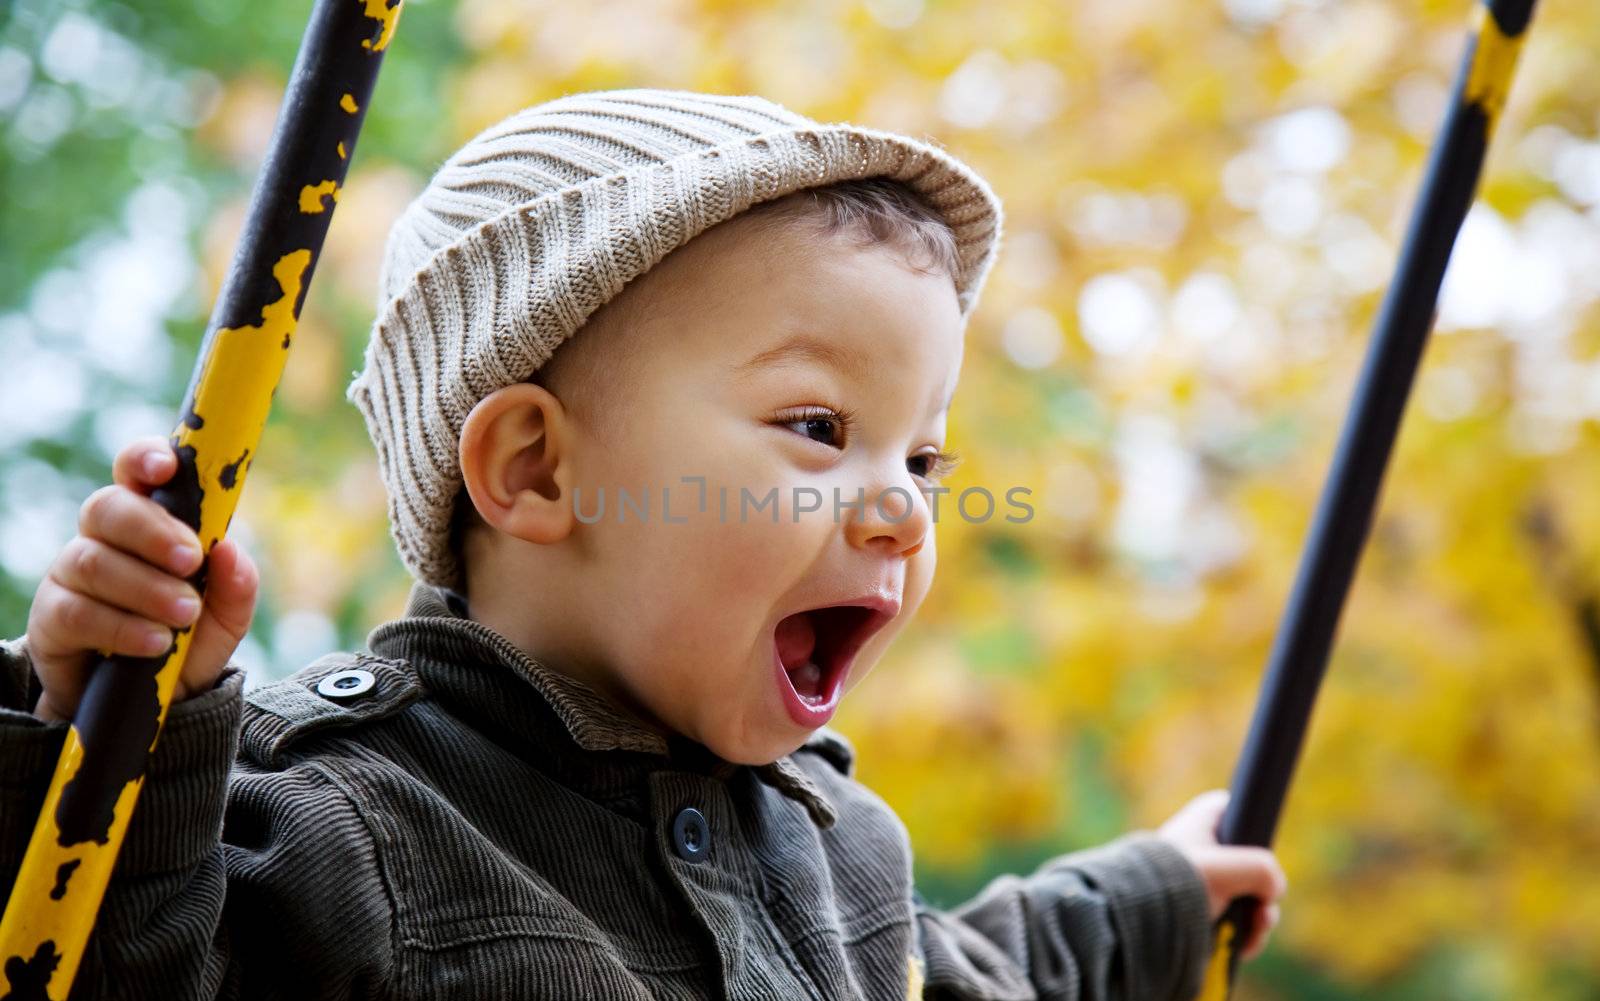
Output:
top-left (4, 0), bottom-right (1600, 996)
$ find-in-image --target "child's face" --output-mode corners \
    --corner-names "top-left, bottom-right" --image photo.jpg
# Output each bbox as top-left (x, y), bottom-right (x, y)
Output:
top-left (470, 211), bottom-right (965, 765)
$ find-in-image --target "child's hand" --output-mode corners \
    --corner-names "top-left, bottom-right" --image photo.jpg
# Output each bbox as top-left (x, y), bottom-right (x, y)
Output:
top-left (25, 436), bottom-right (259, 723)
top-left (1155, 789), bottom-right (1287, 962)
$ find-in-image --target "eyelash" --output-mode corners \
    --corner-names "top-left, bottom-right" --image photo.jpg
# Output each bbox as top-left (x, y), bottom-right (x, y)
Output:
top-left (776, 406), bottom-right (963, 481)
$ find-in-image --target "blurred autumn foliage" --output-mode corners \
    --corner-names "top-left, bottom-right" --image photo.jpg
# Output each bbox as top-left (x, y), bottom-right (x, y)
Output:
top-left (4, 0), bottom-right (1600, 997)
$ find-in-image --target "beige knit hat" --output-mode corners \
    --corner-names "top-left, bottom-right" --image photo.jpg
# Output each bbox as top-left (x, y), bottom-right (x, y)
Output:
top-left (347, 88), bottom-right (1004, 592)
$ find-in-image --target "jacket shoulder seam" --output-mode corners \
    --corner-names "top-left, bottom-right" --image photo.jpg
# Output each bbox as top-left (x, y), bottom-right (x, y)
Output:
top-left (300, 756), bottom-right (403, 980)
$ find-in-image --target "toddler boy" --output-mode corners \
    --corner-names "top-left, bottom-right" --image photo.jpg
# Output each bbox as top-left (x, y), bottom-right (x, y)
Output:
top-left (2, 89), bottom-right (1284, 999)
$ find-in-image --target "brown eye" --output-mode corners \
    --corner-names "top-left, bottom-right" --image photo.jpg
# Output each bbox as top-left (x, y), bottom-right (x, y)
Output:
top-left (909, 450), bottom-right (962, 481)
top-left (789, 416), bottom-right (842, 447)
top-left (778, 406), bottom-right (856, 450)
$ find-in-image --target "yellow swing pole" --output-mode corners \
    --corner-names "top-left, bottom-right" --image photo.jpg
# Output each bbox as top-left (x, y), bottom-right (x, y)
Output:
top-left (0, 2), bottom-right (403, 997)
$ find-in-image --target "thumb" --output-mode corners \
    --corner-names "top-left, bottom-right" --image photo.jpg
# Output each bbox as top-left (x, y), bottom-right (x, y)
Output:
top-left (180, 537), bottom-right (259, 693)
top-left (1161, 788), bottom-right (1229, 841)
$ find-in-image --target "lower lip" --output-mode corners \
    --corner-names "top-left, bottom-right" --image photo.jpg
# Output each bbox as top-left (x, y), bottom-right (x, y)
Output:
top-left (773, 639), bottom-right (849, 729)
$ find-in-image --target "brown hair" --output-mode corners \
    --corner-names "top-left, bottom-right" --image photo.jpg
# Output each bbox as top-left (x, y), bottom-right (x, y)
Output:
top-left (447, 176), bottom-right (959, 591)
top-left (739, 175), bottom-right (961, 283)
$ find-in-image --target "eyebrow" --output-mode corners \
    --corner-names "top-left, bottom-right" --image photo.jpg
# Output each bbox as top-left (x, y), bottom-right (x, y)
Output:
top-left (737, 332), bottom-right (959, 418)
top-left (733, 334), bottom-right (872, 382)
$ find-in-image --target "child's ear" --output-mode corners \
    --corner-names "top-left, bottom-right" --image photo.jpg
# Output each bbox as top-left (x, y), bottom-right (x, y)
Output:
top-left (458, 383), bottom-right (576, 545)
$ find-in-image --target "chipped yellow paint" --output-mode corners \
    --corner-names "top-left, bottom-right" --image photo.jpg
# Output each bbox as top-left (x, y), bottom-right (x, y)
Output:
top-left (340, 92), bottom-right (359, 114)
top-left (1463, 4), bottom-right (1527, 135)
top-left (360, 0), bottom-right (402, 52)
top-left (337, 140), bottom-right (347, 159)
top-left (0, 714), bottom-right (172, 998)
top-left (299, 180), bottom-right (340, 214)
top-left (173, 249), bottom-right (311, 564)
top-left (905, 951), bottom-right (924, 999)
top-left (1195, 919), bottom-right (1236, 1001)
top-left (0, 249), bottom-right (312, 1000)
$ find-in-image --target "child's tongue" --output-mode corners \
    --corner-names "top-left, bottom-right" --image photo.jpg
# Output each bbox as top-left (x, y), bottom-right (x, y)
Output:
top-left (775, 612), bottom-right (823, 698)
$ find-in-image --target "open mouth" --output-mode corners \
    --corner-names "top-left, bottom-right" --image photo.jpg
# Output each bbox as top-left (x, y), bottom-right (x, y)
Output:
top-left (772, 602), bottom-right (894, 724)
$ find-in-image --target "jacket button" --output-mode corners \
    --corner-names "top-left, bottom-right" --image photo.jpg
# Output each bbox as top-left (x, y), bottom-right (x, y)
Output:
top-left (316, 669), bottom-right (376, 699)
top-left (671, 807), bottom-right (710, 863)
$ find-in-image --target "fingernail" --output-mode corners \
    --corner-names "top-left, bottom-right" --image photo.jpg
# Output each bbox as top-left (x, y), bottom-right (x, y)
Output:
top-left (142, 451), bottom-right (168, 479)
top-left (169, 543), bottom-right (202, 574)
top-left (141, 625), bottom-right (171, 653)
top-left (172, 595), bottom-right (200, 622)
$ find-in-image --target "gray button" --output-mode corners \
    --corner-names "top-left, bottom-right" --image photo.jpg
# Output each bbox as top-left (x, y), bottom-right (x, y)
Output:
top-left (671, 807), bottom-right (710, 863)
top-left (316, 669), bottom-right (375, 700)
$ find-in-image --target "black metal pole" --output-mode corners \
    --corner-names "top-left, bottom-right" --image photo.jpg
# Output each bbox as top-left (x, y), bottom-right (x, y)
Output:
top-left (1201, 0), bottom-right (1539, 995)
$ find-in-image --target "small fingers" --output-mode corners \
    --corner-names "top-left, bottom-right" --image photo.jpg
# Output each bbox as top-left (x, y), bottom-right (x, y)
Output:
top-left (1240, 901), bottom-right (1280, 961)
top-left (52, 535), bottom-right (202, 629)
top-left (1241, 844), bottom-right (1292, 901)
top-left (1201, 845), bottom-right (1289, 906)
top-left (1213, 849), bottom-right (1287, 962)
top-left (111, 436), bottom-right (179, 492)
top-left (34, 579), bottom-right (176, 660)
top-left (79, 484), bottom-right (203, 577)
top-left (1258, 848), bottom-right (1289, 900)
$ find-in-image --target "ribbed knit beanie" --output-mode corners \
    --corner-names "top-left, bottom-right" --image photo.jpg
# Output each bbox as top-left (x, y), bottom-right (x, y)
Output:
top-left (346, 88), bottom-right (1004, 592)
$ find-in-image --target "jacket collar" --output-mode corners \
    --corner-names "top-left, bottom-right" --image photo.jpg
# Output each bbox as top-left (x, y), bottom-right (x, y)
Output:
top-left (364, 581), bottom-right (839, 829)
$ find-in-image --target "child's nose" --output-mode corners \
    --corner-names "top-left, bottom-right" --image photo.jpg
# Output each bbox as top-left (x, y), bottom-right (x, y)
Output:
top-left (843, 478), bottom-right (932, 557)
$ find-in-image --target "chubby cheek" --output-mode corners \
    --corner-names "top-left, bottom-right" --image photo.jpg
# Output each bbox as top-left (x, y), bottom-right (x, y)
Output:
top-left (598, 500), bottom-right (822, 707)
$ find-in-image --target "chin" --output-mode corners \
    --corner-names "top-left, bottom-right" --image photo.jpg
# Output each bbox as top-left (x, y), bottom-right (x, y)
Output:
top-left (708, 730), bottom-right (809, 767)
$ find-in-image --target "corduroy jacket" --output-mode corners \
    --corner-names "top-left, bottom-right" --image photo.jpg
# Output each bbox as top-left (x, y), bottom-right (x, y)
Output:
top-left (0, 581), bottom-right (1214, 1000)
